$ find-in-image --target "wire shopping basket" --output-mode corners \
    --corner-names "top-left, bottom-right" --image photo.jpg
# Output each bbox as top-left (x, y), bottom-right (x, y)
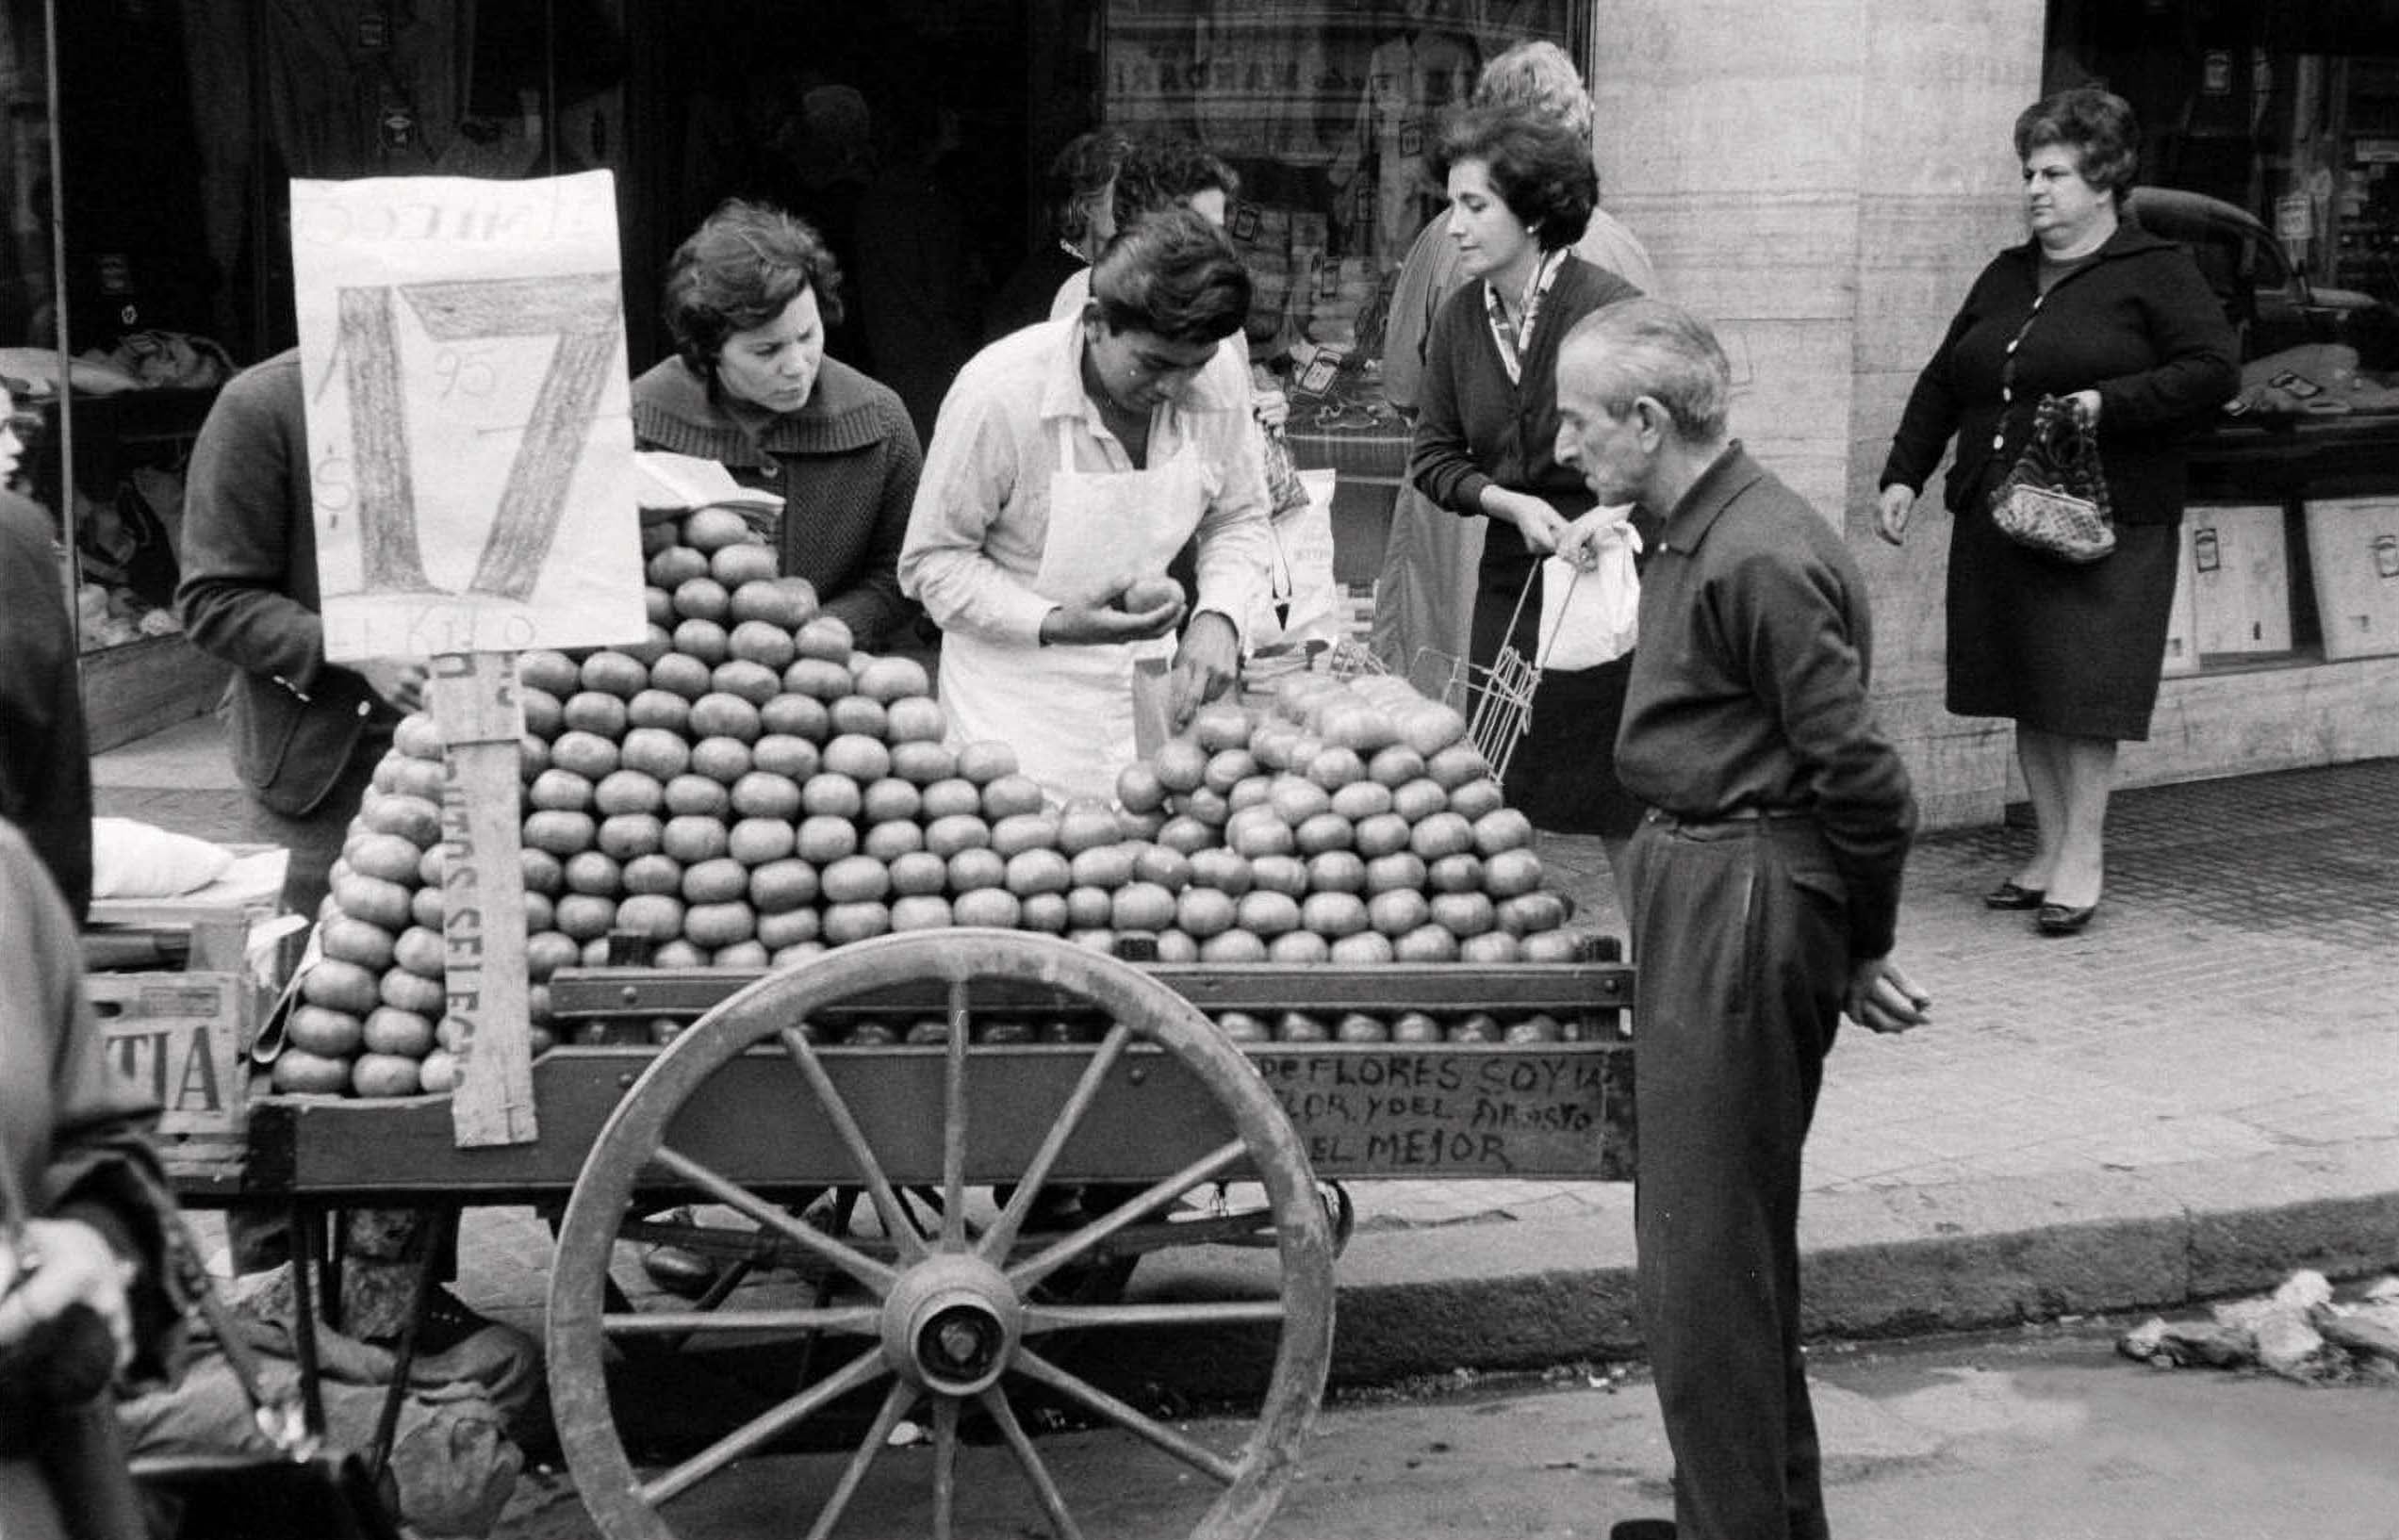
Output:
top-left (1327, 568), bottom-right (1549, 783)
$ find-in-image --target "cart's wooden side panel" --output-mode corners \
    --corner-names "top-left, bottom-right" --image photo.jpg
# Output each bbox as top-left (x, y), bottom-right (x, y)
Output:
top-left (214, 1040), bottom-right (1631, 1202)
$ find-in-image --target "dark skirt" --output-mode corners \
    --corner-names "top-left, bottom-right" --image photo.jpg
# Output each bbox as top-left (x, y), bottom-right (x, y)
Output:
top-left (1945, 484), bottom-right (2180, 742)
top-left (1469, 548), bottom-right (1644, 839)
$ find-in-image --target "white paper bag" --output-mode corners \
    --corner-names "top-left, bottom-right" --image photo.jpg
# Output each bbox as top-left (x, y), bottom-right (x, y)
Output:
top-left (1535, 522), bottom-right (1641, 672)
top-left (1247, 467), bottom-right (1342, 654)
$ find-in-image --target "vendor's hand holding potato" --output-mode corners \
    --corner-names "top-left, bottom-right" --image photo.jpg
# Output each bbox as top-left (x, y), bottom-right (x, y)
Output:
top-left (1039, 576), bottom-right (1185, 647)
top-left (0, 1218), bottom-right (136, 1403)
top-left (1170, 611), bottom-right (1240, 729)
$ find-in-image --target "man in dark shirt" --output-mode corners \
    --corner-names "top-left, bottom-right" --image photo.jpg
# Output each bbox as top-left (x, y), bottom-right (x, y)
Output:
top-left (1552, 298), bottom-right (1930, 1540)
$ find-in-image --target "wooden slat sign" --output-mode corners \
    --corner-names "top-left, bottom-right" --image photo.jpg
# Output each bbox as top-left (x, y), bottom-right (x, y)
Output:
top-left (289, 172), bottom-right (645, 661)
top-left (290, 172), bottom-right (647, 1146)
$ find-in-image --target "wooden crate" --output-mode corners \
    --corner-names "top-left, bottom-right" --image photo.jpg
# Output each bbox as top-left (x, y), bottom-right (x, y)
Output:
top-left (2186, 502), bottom-right (2292, 657)
top-left (2303, 498), bottom-right (2399, 662)
top-left (87, 971), bottom-right (248, 1141)
top-left (84, 867), bottom-right (288, 1177)
top-left (78, 632), bottom-right (231, 752)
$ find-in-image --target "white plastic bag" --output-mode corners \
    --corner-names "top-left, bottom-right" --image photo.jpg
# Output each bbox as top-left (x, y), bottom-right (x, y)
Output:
top-left (1248, 467), bottom-right (1342, 655)
top-left (1534, 520), bottom-right (1641, 672)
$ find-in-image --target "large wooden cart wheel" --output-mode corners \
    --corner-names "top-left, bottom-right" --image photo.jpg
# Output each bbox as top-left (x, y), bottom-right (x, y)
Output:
top-left (548, 930), bottom-right (1336, 1540)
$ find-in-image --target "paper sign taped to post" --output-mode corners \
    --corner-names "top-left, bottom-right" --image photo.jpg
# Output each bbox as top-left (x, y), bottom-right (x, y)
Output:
top-left (291, 172), bottom-right (646, 662)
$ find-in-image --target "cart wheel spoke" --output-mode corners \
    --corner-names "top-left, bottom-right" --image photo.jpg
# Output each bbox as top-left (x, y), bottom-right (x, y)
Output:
top-left (1020, 1299), bottom-right (1286, 1335)
top-left (1008, 1136), bottom-right (1246, 1293)
top-left (980, 1021), bottom-right (1135, 1263)
top-left (551, 933), bottom-right (1337, 1540)
top-left (1013, 1348), bottom-right (1241, 1485)
top-left (649, 1145), bottom-right (899, 1295)
top-left (639, 1346), bottom-right (888, 1509)
top-left (929, 1395), bottom-right (961, 1540)
top-left (939, 976), bottom-right (972, 1250)
top-left (802, 1377), bottom-right (917, 1540)
top-left (777, 1027), bottom-right (928, 1264)
top-left (978, 1385), bottom-right (1087, 1540)
top-left (601, 1303), bottom-right (880, 1337)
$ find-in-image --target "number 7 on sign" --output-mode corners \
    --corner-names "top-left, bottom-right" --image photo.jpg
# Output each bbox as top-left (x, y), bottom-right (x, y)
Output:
top-left (335, 273), bottom-right (620, 602)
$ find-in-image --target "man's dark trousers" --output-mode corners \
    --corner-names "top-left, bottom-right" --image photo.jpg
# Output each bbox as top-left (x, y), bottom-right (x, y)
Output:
top-left (1625, 810), bottom-right (1849, 1540)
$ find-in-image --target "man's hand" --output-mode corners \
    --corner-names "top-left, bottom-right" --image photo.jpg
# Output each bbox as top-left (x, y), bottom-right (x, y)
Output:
top-left (354, 659), bottom-right (427, 713)
top-left (1846, 956), bottom-right (1931, 1034)
top-left (1039, 592), bottom-right (1185, 647)
top-left (1554, 504), bottom-right (1635, 570)
top-left (1169, 611), bottom-right (1240, 729)
top-left (1874, 484), bottom-right (1914, 547)
top-left (0, 1219), bottom-right (135, 1394)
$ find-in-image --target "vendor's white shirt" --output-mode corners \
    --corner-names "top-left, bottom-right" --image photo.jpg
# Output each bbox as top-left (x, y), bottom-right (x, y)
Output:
top-left (898, 317), bottom-right (1273, 648)
top-left (1048, 266), bottom-right (1092, 323)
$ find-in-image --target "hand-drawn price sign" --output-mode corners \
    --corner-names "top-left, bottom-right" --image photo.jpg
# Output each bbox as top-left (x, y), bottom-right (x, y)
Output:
top-left (291, 172), bottom-right (645, 663)
top-left (1254, 1048), bottom-right (1634, 1180)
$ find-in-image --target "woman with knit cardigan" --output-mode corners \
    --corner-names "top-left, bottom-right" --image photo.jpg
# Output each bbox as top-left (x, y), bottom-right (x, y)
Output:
top-left (633, 199), bottom-right (924, 653)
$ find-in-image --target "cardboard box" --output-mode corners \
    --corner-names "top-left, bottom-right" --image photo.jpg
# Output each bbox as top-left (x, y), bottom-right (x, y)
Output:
top-left (2162, 519), bottom-right (2201, 677)
top-left (2303, 498), bottom-right (2399, 661)
top-left (2186, 502), bottom-right (2292, 657)
top-left (82, 849), bottom-right (292, 1176)
top-left (88, 971), bottom-right (249, 1139)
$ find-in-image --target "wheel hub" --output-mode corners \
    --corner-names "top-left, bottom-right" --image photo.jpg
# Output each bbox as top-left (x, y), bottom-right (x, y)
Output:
top-left (881, 1253), bottom-right (1022, 1395)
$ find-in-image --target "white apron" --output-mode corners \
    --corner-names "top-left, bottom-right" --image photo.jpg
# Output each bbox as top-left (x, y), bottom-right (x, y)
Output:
top-left (939, 416), bottom-right (1211, 806)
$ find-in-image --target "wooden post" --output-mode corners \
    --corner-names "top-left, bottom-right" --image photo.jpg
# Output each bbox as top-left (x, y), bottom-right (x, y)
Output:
top-left (431, 650), bottom-right (537, 1146)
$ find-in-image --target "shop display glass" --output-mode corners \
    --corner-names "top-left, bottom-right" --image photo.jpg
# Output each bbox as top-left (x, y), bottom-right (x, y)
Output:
top-left (2049, 0), bottom-right (2399, 667)
top-left (1096, 0), bottom-right (1585, 427)
top-left (2048, 1), bottom-right (2399, 486)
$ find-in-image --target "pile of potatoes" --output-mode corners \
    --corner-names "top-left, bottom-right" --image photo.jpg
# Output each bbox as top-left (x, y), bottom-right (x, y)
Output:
top-left (274, 508), bottom-right (1586, 1096)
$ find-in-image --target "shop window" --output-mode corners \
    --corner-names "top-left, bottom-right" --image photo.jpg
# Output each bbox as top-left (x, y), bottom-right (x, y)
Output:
top-left (1097, 2), bottom-right (1583, 398)
top-left (2050, 0), bottom-right (2399, 666)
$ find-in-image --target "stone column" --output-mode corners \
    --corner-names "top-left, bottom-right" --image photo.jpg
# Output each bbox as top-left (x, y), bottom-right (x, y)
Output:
top-left (1586, 0), bottom-right (2044, 827)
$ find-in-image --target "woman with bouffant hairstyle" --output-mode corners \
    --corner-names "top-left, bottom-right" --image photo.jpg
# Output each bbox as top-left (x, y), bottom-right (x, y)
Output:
top-left (632, 198), bottom-right (924, 652)
top-left (1409, 106), bottom-right (1647, 875)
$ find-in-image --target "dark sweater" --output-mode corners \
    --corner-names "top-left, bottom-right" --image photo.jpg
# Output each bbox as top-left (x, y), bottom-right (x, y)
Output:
top-left (176, 352), bottom-right (396, 820)
top-left (1409, 256), bottom-right (1647, 586)
top-left (1881, 223), bottom-right (2239, 525)
top-left (0, 493), bottom-right (91, 919)
top-left (1617, 446), bottom-right (1915, 961)
top-left (631, 355), bottom-right (924, 649)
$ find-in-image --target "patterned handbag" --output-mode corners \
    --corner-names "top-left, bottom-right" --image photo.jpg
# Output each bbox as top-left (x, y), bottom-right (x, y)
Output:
top-left (1988, 394), bottom-right (2116, 563)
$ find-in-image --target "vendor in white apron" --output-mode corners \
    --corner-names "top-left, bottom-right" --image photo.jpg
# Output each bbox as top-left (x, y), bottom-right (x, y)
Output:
top-left (900, 208), bottom-right (1274, 807)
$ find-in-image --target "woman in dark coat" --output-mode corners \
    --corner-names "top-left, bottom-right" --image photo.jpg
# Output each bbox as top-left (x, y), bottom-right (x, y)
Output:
top-left (1410, 106), bottom-right (1646, 871)
top-left (1878, 88), bottom-right (2238, 936)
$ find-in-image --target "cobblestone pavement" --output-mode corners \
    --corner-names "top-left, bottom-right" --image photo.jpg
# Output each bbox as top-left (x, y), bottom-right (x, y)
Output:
top-left (94, 717), bottom-right (2399, 1321)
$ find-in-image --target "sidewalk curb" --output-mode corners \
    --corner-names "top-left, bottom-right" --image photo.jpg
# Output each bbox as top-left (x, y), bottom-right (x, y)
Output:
top-left (1131, 1139), bottom-right (2399, 1388)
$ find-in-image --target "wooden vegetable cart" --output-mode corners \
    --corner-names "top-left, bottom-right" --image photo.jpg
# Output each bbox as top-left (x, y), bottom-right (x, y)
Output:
top-left (178, 929), bottom-right (1633, 1540)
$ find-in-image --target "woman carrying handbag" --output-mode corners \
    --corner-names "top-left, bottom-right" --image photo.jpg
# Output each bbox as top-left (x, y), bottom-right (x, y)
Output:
top-left (1876, 88), bottom-right (2238, 936)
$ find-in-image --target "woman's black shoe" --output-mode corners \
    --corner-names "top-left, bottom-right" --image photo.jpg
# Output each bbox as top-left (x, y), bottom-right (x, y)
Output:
top-left (2035, 900), bottom-right (2097, 935)
top-left (1608, 1522), bottom-right (1677, 1540)
top-left (1982, 880), bottom-right (2046, 910)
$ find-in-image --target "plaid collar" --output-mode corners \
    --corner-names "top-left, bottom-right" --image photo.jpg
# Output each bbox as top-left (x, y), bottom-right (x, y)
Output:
top-left (1482, 249), bottom-right (1567, 385)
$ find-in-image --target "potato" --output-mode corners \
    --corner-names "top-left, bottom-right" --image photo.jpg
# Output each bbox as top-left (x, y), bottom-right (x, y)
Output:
top-left (271, 1049), bottom-right (353, 1095)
